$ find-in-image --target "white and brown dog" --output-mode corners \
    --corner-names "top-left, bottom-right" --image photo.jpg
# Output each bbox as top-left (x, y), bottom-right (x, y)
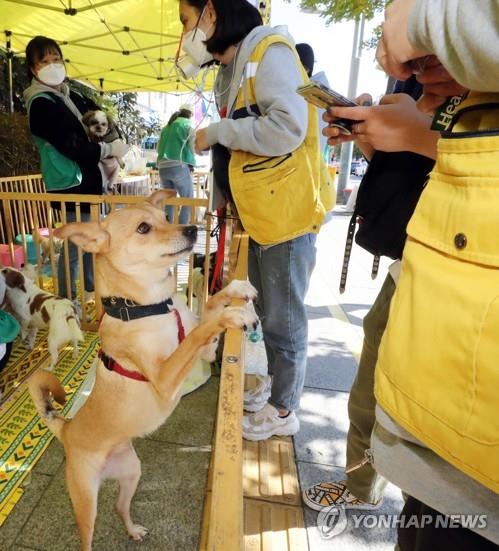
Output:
top-left (1, 267), bottom-right (83, 369)
top-left (82, 109), bottom-right (123, 193)
top-left (28, 190), bottom-right (257, 550)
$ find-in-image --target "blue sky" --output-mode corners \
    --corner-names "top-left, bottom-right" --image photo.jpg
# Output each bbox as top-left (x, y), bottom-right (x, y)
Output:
top-left (270, 0), bottom-right (389, 102)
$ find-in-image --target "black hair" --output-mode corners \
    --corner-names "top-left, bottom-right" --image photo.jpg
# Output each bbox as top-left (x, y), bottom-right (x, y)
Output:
top-left (167, 108), bottom-right (192, 126)
top-left (183, 0), bottom-right (263, 55)
top-left (25, 36), bottom-right (63, 80)
top-left (296, 43), bottom-right (315, 77)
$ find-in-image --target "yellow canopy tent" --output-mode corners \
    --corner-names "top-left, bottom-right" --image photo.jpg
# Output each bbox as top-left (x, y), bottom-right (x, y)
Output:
top-left (1, 0), bottom-right (271, 94)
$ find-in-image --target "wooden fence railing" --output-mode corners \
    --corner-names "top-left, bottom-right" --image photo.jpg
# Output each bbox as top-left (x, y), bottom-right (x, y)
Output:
top-left (0, 187), bottom-right (213, 330)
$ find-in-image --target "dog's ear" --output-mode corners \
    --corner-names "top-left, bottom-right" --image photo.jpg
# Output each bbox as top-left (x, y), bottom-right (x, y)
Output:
top-left (3, 267), bottom-right (27, 293)
top-left (54, 222), bottom-right (110, 254)
top-left (147, 189), bottom-right (177, 210)
top-left (81, 111), bottom-right (94, 126)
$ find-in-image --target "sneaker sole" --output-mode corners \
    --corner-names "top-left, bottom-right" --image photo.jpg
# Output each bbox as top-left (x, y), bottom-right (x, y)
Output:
top-left (343, 500), bottom-right (383, 511)
top-left (302, 490), bottom-right (383, 512)
top-left (302, 491), bottom-right (329, 512)
top-left (242, 423), bottom-right (299, 441)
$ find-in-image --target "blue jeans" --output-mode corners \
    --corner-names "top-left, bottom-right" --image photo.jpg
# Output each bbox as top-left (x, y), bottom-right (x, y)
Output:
top-left (248, 233), bottom-right (317, 411)
top-left (159, 164), bottom-right (193, 225)
top-left (57, 211), bottom-right (94, 299)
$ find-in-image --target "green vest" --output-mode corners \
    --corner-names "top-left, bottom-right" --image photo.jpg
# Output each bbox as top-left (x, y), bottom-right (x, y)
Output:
top-left (157, 117), bottom-right (196, 166)
top-left (27, 92), bottom-right (83, 191)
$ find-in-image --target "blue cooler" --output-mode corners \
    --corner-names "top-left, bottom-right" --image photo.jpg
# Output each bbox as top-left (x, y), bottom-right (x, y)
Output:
top-left (15, 234), bottom-right (38, 265)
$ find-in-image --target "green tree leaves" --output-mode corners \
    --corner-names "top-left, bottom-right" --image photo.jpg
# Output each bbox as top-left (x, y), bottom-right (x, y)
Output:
top-left (286, 0), bottom-right (388, 23)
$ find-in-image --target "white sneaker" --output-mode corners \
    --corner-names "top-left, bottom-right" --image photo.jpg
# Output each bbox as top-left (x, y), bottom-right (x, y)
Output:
top-left (244, 375), bottom-right (271, 412)
top-left (242, 403), bottom-right (299, 441)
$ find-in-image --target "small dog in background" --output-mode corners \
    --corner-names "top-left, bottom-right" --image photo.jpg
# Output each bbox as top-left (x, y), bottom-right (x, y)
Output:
top-left (82, 110), bottom-right (123, 193)
top-left (190, 252), bottom-right (217, 315)
top-left (33, 230), bottom-right (64, 265)
top-left (192, 252), bottom-right (217, 294)
top-left (1, 267), bottom-right (83, 370)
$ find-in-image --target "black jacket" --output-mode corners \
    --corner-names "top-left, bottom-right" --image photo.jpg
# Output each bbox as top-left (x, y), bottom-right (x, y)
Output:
top-left (28, 90), bottom-right (103, 198)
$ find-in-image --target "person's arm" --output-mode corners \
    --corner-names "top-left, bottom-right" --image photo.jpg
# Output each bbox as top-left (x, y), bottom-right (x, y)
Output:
top-left (376, 0), bottom-right (499, 92)
top-left (30, 96), bottom-right (101, 165)
top-left (408, 0), bottom-right (499, 92)
top-left (156, 126), bottom-right (168, 162)
top-left (188, 125), bottom-right (196, 155)
top-left (203, 44), bottom-right (308, 156)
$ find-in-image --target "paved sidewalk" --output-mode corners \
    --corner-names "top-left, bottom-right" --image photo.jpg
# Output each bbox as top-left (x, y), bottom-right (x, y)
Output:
top-left (299, 211), bottom-right (403, 550)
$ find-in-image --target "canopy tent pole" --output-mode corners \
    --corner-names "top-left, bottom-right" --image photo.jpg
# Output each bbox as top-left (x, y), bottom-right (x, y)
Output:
top-left (5, 31), bottom-right (14, 114)
top-left (99, 77), bottom-right (105, 97)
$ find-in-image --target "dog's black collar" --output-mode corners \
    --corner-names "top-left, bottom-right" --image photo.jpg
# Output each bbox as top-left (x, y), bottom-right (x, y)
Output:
top-left (101, 296), bottom-right (174, 322)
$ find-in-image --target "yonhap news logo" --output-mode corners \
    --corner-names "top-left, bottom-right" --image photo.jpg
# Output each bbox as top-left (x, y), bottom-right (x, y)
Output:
top-left (317, 507), bottom-right (488, 540)
top-left (317, 506), bottom-right (348, 538)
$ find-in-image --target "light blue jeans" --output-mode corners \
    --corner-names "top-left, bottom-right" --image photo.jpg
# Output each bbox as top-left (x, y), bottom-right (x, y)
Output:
top-left (57, 211), bottom-right (94, 299)
top-left (248, 233), bottom-right (317, 412)
top-left (159, 164), bottom-right (193, 225)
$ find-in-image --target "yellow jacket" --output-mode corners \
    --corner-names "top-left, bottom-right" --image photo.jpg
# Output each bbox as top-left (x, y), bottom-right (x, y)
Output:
top-left (375, 94), bottom-right (499, 493)
top-left (226, 34), bottom-right (334, 245)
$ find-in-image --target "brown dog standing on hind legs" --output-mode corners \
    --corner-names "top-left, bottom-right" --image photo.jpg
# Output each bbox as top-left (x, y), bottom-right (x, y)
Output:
top-left (27, 190), bottom-right (257, 551)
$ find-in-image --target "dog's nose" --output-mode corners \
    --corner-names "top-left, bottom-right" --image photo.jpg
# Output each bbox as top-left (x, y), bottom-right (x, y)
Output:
top-left (182, 225), bottom-right (198, 239)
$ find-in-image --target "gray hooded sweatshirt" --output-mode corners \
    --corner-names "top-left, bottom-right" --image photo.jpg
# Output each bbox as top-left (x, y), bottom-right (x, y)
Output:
top-left (204, 25), bottom-right (308, 157)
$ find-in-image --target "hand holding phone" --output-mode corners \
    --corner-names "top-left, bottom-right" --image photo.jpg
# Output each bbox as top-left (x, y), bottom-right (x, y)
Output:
top-left (296, 80), bottom-right (359, 134)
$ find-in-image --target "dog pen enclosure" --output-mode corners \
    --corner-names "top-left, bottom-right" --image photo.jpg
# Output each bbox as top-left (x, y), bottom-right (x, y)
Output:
top-left (0, 174), bottom-right (212, 329)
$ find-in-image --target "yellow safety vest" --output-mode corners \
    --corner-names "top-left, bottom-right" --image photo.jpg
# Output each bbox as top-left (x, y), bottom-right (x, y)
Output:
top-left (228, 34), bottom-right (334, 245)
top-left (375, 94), bottom-right (499, 493)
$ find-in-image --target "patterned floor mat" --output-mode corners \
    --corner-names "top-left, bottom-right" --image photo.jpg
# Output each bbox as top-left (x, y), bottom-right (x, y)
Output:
top-left (0, 330), bottom-right (99, 526)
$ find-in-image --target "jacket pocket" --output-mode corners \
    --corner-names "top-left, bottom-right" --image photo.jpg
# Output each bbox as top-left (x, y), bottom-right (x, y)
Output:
top-left (465, 294), bottom-right (499, 444)
top-left (242, 153), bottom-right (292, 174)
top-left (408, 135), bottom-right (499, 268)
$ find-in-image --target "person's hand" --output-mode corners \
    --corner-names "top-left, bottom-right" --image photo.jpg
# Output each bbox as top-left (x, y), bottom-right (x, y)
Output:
top-left (195, 128), bottom-right (210, 154)
top-left (323, 93), bottom-right (372, 146)
top-left (109, 139), bottom-right (129, 158)
top-left (376, 0), bottom-right (428, 80)
top-left (327, 93), bottom-right (438, 159)
top-left (414, 56), bottom-right (468, 114)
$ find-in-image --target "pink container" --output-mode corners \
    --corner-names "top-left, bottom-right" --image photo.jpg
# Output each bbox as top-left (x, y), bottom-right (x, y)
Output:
top-left (0, 244), bottom-right (25, 269)
top-left (37, 228), bottom-right (50, 237)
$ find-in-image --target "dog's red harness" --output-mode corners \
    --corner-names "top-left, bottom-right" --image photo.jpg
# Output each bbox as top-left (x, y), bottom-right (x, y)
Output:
top-left (98, 297), bottom-right (186, 383)
top-left (98, 349), bottom-right (150, 382)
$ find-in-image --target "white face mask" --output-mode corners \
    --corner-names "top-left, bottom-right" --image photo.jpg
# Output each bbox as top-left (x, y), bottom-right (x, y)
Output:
top-left (176, 20), bottom-right (214, 79)
top-left (37, 63), bottom-right (66, 86)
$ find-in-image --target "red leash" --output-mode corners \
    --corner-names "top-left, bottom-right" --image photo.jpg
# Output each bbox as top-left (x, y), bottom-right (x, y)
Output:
top-left (98, 306), bottom-right (186, 382)
top-left (210, 208), bottom-right (226, 294)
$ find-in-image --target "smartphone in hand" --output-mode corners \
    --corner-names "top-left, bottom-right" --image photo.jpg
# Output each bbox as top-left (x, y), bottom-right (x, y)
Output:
top-left (297, 80), bottom-right (358, 135)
